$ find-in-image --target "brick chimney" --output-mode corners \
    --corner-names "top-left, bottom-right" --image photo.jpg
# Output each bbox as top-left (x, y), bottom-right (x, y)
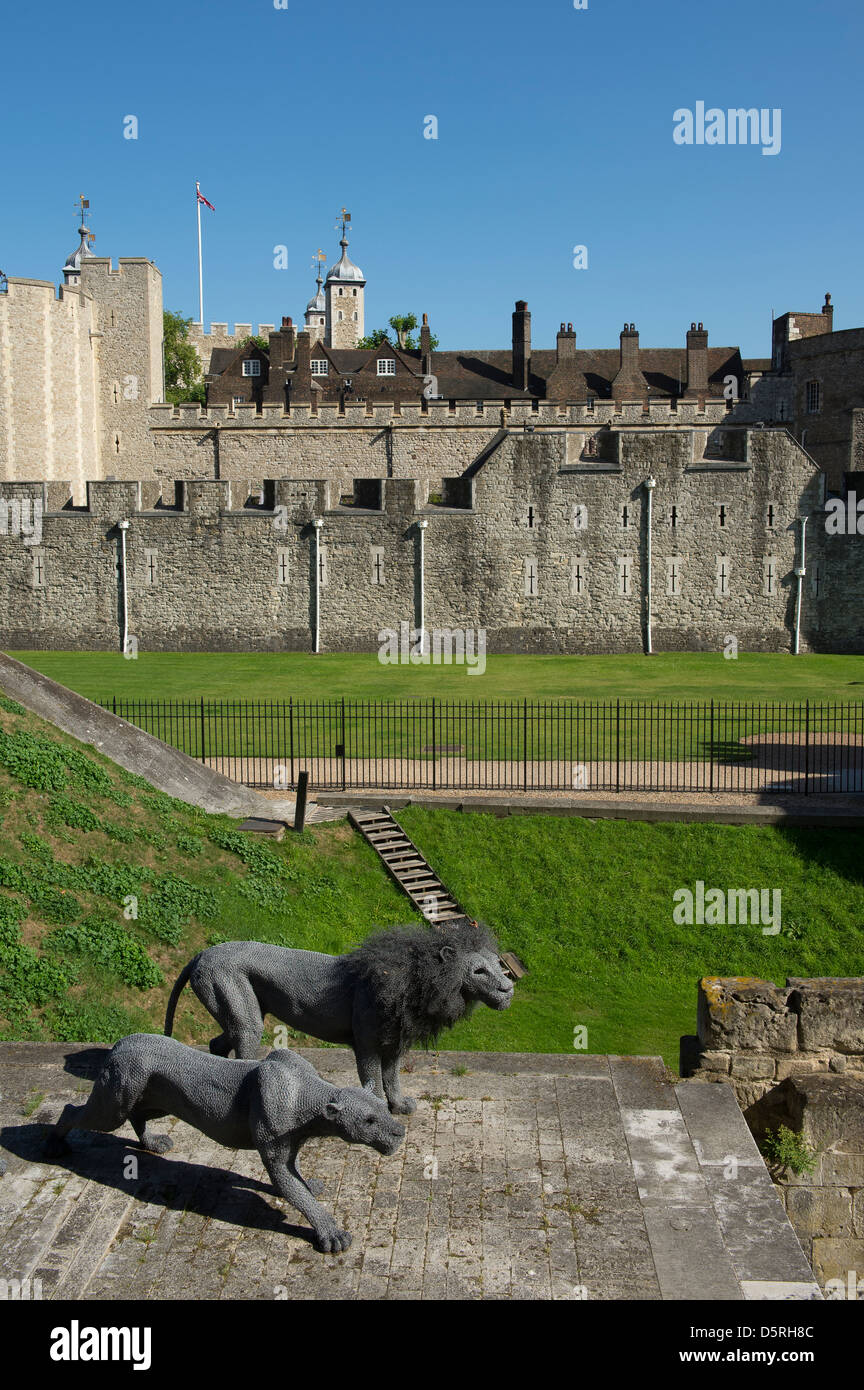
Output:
top-left (556, 321), bottom-right (576, 362)
top-left (822, 293), bottom-right (834, 330)
top-left (512, 300), bottom-right (531, 392)
top-left (611, 322), bottom-right (646, 401)
top-left (685, 321), bottom-right (709, 397)
top-left (292, 330), bottom-right (312, 401)
top-left (420, 312), bottom-right (433, 376)
top-left (269, 317), bottom-right (296, 371)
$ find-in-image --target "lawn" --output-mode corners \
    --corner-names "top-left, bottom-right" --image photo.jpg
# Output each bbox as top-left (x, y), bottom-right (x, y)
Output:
top-left (11, 650), bottom-right (864, 704)
top-left (1, 691), bottom-right (862, 1068)
top-left (393, 805), bottom-right (864, 1066)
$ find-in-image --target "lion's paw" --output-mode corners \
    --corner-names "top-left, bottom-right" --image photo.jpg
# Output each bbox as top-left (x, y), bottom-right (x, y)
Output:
top-left (314, 1226), bottom-right (352, 1254)
top-left (142, 1133), bottom-right (173, 1154)
top-left (389, 1095), bottom-right (417, 1115)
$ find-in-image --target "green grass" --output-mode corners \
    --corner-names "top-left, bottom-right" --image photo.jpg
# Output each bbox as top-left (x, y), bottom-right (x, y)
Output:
top-left (11, 650), bottom-right (864, 704)
top-left (2, 689), bottom-right (863, 1068)
top-left (392, 805), bottom-right (864, 1067)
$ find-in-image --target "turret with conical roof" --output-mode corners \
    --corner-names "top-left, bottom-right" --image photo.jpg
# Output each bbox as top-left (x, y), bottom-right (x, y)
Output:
top-left (325, 210), bottom-right (365, 348)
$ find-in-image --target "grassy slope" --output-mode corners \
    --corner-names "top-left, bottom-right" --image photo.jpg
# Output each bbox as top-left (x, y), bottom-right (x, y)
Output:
top-left (0, 694), bottom-right (423, 1047)
top-left (2, 693), bottom-right (863, 1069)
top-left (10, 650), bottom-right (864, 703)
top-left (394, 806), bottom-right (864, 1066)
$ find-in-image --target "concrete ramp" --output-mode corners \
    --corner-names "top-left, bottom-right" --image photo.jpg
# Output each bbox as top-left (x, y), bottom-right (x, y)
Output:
top-left (0, 1045), bottom-right (820, 1300)
top-left (0, 652), bottom-right (296, 821)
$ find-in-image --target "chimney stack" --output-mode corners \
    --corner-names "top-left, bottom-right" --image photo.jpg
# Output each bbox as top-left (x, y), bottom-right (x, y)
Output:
top-left (556, 322), bottom-right (577, 362)
top-left (611, 322), bottom-right (646, 401)
top-left (685, 321), bottom-right (709, 396)
top-left (512, 300), bottom-right (531, 392)
top-left (420, 312), bottom-right (433, 375)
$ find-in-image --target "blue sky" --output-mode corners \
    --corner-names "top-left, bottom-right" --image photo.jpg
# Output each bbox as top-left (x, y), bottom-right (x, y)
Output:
top-left (1, 0), bottom-right (860, 358)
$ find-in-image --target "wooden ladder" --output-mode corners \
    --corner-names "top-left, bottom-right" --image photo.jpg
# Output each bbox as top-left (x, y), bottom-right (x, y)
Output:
top-left (348, 807), bottom-right (526, 979)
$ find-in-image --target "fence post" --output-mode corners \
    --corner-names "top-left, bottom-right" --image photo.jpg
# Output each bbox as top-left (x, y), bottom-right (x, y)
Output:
top-left (804, 699), bottom-right (810, 797)
top-left (112, 696), bottom-right (117, 716)
top-left (523, 698), bottom-right (528, 793)
top-left (294, 770), bottom-right (309, 833)
top-left (341, 696), bottom-right (346, 792)
top-left (199, 697), bottom-right (206, 765)
top-left (289, 698), bottom-right (295, 787)
top-left (710, 699), bottom-right (715, 793)
top-left (432, 698), bottom-right (436, 792)
top-left (615, 699), bottom-right (620, 793)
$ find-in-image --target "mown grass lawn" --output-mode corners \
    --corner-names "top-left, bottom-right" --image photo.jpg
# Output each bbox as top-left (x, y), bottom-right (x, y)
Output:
top-left (394, 805), bottom-right (864, 1067)
top-left (11, 650), bottom-right (864, 704)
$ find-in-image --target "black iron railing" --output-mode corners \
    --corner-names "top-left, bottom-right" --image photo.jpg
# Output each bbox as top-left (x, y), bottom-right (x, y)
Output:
top-left (99, 697), bottom-right (864, 796)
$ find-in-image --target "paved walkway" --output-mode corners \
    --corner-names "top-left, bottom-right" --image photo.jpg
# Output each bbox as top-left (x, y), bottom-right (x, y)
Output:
top-left (0, 1045), bottom-right (820, 1301)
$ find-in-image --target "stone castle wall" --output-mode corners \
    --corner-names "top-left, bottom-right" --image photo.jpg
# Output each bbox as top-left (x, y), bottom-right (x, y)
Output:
top-left (0, 279), bottom-right (99, 497)
top-left (0, 425), bottom-right (847, 655)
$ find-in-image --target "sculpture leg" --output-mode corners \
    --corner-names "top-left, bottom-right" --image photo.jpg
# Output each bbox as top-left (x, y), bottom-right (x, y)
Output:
top-left (46, 1081), bottom-right (130, 1156)
top-left (259, 1140), bottom-right (351, 1253)
top-left (381, 1051), bottom-right (417, 1115)
top-left (286, 1142), bottom-right (324, 1198)
top-left (129, 1104), bottom-right (174, 1154)
top-left (195, 971), bottom-right (265, 1059)
top-left (352, 1045), bottom-right (384, 1100)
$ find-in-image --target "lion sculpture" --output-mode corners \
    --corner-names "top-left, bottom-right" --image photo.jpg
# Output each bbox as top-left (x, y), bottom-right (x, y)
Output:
top-left (46, 1033), bottom-right (405, 1253)
top-left (164, 918), bottom-right (515, 1114)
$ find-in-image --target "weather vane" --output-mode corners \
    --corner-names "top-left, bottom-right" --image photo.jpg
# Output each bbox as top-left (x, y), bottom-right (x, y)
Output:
top-left (74, 194), bottom-right (95, 247)
top-left (334, 208), bottom-right (351, 238)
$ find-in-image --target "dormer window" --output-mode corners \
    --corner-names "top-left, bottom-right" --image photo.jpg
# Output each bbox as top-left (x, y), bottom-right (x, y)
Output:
top-left (311, 360), bottom-right (329, 376)
top-left (377, 359), bottom-right (396, 376)
top-left (242, 359), bottom-right (261, 377)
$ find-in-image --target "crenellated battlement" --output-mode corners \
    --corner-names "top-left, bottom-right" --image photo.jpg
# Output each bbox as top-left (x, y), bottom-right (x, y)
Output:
top-left (147, 395), bottom-right (734, 430)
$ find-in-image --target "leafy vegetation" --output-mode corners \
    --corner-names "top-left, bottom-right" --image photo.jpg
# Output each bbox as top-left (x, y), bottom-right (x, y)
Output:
top-left (761, 1124), bottom-right (820, 1176)
top-left (163, 309), bottom-right (205, 406)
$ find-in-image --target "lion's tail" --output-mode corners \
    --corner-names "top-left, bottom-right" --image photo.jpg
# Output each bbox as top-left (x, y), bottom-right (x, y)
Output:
top-left (163, 954), bottom-right (201, 1037)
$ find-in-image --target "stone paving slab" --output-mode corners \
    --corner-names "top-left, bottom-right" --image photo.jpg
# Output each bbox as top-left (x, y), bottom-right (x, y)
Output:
top-left (0, 1045), bottom-right (822, 1301)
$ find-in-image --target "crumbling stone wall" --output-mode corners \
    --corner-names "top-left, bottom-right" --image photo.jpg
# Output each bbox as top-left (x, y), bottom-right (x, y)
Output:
top-left (682, 976), bottom-right (864, 1292)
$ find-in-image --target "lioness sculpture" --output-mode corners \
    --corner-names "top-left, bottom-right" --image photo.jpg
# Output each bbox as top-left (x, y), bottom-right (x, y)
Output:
top-left (164, 918), bottom-right (515, 1114)
top-left (46, 1033), bottom-right (405, 1253)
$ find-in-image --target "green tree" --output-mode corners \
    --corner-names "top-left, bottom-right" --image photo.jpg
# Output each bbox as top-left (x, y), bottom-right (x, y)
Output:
top-left (238, 334), bottom-right (269, 355)
top-left (163, 310), bottom-right (206, 405)
top-left (357, 315), bottom-right (439, 352)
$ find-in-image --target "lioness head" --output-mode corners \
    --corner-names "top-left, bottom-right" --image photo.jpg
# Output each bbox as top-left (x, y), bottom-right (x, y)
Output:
top-left (325, 1085), bottom-right (406, 1156)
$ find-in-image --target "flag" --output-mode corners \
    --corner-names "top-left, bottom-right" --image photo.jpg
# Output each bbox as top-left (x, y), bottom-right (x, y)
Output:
top-left (196, 187), bottom-right (215, 211)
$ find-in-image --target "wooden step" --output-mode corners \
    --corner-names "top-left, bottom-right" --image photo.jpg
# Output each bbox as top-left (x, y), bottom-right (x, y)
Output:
top-left (348, 807), bottom-right (526, 979)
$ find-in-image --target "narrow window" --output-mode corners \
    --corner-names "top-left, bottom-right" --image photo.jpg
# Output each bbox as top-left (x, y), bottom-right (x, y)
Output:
top-left (277, 549), bottom-right (290, 586)
top-left (806, 380), bottom-right (822, 414)
top-left (523, 557), bottom-right (538, 597)
top-left (144, 549), bottom-right (158, 587)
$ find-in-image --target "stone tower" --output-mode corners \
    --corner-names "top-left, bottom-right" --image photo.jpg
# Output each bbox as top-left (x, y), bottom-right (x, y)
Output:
top-left (324, 211), bottom-right (365, 349)
top-left (304, 251), bottom-right (327, 342)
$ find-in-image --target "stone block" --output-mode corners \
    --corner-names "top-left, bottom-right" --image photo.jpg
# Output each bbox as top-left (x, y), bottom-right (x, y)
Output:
top-left (697, 977), bottom-right (797, 1052)
top-left (730, 1056), bottom-right (776, 1079)
top-left (784, 1186), bottom-right (853, 1237)
top-left (775, 1074), bottom-right (864, 1153)
top-left (699, 1051), bottom-right (731, 1074)
top-left (787, 978), bottom-right (864, 1052)
top-left (822, 1150), bottom-right (864, 1186)
top-left (811, 1239), bottom-right (864, 1293)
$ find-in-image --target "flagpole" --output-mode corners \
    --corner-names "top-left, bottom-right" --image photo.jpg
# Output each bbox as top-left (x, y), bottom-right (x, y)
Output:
top-left (196, 181), bottom-right (204, 327)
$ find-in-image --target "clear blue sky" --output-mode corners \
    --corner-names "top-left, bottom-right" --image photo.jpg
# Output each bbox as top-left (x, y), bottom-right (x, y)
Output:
top-left (1, 0), bottom-right (860, 358)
